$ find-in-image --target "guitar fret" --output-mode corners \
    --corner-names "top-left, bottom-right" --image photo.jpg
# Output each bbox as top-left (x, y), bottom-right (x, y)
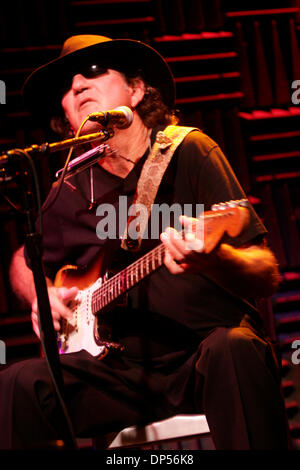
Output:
top-left (116, 275), bottom-right (120, 296)
top-left (108, 282), bottom-right (111, 303)
top-left (103, 290), bottom-right (106, 304)
top-left (125, 269), bottom-right (129, 289)
top-left (73, 201), bottom-right (247, 338)
top-left (121, 271), bottom-right (125, 293)
top-left (91, 245), bottom-right (166, 315)
top-left (92, 297), bottom-right (97, 316)
top-left (158, 246), bottom-right (162, 266)
top-left (109, 281), bottom-right (114, 302)
top-left (129, 268), bottom-right (133, 286)
top-left (118, 276), bottom-right (121, 294)
top-left (127, 269), bottom-right (131, 289)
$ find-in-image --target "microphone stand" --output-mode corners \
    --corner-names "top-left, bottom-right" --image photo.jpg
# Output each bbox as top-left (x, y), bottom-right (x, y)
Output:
top-left (21, 173), bottom-right (77, 449)
top-left (0, 128), bottom-right (113, 164)
top-left (1, 128), bottom-right (113, 449)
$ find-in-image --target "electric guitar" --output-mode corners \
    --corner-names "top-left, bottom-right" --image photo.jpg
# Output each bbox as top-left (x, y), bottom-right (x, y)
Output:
top-left (56, 199), bottom-right (249, 358)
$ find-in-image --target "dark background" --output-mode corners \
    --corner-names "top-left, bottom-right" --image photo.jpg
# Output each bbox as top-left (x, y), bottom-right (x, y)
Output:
top-left (0, 0), bottom-right (300, 449)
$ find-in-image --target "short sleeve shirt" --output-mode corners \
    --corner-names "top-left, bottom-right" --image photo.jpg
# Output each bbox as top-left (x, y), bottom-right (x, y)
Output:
top-left (25, 128), bottom-right (267, 357)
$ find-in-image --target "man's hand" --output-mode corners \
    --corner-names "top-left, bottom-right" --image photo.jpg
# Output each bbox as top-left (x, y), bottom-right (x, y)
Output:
top-left (160, 215), bottom-right (218, 275)
top-left (160, 215), bottom-right (280, 299)
top-left (31, 286), bottom-right (78, 338)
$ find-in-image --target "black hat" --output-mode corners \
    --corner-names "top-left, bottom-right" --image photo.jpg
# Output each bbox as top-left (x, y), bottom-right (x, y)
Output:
top-left (23, 35), bottom-right (175, 118)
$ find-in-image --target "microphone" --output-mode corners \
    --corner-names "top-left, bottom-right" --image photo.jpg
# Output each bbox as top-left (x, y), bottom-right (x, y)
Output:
top-left (55, 143), bottom-right (108, 180)
top-left (87, 106), bottom-right (133, 129)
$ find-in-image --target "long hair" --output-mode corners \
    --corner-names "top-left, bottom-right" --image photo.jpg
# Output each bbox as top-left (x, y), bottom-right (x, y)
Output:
top-left (125, 75), bottom-right (177, 128)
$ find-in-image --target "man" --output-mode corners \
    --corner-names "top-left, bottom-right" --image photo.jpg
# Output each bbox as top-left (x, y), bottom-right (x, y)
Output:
top-left (0, 35), bottom-right (288, 449)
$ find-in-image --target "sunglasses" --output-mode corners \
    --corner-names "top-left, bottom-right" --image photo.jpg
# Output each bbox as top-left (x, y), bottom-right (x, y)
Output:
top-left (60, 64), bottom-right (108, 95)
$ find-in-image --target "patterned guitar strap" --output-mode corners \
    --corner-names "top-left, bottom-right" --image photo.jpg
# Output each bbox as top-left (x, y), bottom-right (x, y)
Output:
top-left (121, 125), bottom-right (197, 252)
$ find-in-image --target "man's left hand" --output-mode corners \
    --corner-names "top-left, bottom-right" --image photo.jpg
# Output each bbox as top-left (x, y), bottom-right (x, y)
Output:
top-left (160, 215), bottom-right (219, 275)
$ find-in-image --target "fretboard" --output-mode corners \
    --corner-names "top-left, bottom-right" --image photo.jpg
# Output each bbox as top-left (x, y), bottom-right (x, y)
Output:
top-left (91, 242), bottom-right (166, 315)
top-left (90, 200), bottom-right (248, 316)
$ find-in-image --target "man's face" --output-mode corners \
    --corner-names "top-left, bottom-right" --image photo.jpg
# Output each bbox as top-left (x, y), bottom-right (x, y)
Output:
top-left (61, 68), bottom-right (140, 134)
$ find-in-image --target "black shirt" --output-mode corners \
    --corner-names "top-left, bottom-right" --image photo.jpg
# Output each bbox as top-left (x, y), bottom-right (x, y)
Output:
top-left (26, 128), bottom-right (267, 358)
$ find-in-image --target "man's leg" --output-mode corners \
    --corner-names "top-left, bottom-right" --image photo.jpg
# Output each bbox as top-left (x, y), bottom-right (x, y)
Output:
top-left (0, 350), bottom-right (150, 449)
top-left (195, 326), bottom-right (289, 449)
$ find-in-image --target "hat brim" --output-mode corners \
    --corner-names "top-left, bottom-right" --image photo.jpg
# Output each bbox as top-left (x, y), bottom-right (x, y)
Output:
top-left (23, 39), bottom-right (175, 119)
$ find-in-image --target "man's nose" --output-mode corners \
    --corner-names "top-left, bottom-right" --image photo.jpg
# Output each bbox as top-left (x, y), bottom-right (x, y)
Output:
top-left (71, 74), bottom-right (90, 94)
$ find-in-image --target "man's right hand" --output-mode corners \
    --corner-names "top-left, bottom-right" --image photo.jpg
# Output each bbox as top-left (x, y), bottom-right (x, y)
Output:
top-left (31, 286), bottom-right (78, 338)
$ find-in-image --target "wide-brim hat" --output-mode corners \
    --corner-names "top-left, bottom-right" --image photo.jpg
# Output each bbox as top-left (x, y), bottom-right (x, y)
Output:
top-left (22, 35), bottom-right (175, 119)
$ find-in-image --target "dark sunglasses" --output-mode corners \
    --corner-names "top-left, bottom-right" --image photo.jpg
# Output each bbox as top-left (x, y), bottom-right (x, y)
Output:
top-left (60, 64), bottom-right (108, 95)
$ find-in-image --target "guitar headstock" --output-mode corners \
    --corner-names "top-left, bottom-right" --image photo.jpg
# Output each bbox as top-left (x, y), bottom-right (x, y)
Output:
top-left (210, 199), bottom-right (250, 236)
top-left (201, 199), bottom-right (250, 253)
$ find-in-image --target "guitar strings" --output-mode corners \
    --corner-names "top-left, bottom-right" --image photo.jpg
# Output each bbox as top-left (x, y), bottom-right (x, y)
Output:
top-left (91, 243), bottom-right (165, 312)
top-left (92, 248), bottom-right (163, 309)
top-left (91, 208), bottom-right (238, 312)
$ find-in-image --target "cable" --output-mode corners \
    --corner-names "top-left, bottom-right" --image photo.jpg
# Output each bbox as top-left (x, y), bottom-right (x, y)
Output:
top-left (42, 116), bottom-right (91, 214)
top-left (14, 149), bottom-right (43, 235)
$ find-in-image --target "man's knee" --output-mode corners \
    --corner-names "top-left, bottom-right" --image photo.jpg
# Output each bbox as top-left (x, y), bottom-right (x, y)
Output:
top-left (199, 326), bottom-right (267, 364)
top-left (10, 358), bottom-right (52, 403)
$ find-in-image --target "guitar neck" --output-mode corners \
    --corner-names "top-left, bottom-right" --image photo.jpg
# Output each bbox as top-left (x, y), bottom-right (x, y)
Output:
top-left (91, 242), bottom-right (165, 315)
top-left (90, 199), bottom-right (249, 316)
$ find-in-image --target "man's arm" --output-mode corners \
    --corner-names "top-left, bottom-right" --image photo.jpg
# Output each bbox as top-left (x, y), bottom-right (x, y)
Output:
top-left (161, 216), bottom-right (280, 300)
top-left (9, 245), bottom-right (44, 307)
top-left (9, 245), bottom-right (77, 337)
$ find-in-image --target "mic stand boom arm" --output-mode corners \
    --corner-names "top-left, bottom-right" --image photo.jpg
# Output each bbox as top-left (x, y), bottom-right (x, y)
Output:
top-left (0, 127), bottom-right (113, 164)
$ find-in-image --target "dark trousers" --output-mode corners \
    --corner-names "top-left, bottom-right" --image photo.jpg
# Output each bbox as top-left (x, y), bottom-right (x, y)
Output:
top-left (0, 326), bottom-right (289, 449)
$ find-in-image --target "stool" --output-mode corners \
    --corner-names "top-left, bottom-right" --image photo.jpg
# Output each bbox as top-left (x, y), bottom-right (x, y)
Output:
top-left (90, 414), bottom-right (214, 450)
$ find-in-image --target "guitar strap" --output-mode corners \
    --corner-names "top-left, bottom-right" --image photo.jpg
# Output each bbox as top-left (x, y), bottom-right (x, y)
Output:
top-left (121, 125), bottom-right (197, 251)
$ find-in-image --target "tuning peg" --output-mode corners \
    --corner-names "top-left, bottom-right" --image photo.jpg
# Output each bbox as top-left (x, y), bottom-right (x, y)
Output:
top-left (211, 199), bottom-right (249, 211)
top-left (237, 198), bottom-right (249, 207)
top-left (227, 200), bottom-right (237, 208)
top-left (211, 203), bottom-right (219, 211)
top-left (211, 202), bottom-right (227, 211)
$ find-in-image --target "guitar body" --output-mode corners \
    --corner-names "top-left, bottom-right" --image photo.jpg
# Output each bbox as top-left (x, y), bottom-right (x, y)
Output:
top-left (54, 200), bottom-right (249, 358)
top-left (55, 250), bottom-right (122, 358)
